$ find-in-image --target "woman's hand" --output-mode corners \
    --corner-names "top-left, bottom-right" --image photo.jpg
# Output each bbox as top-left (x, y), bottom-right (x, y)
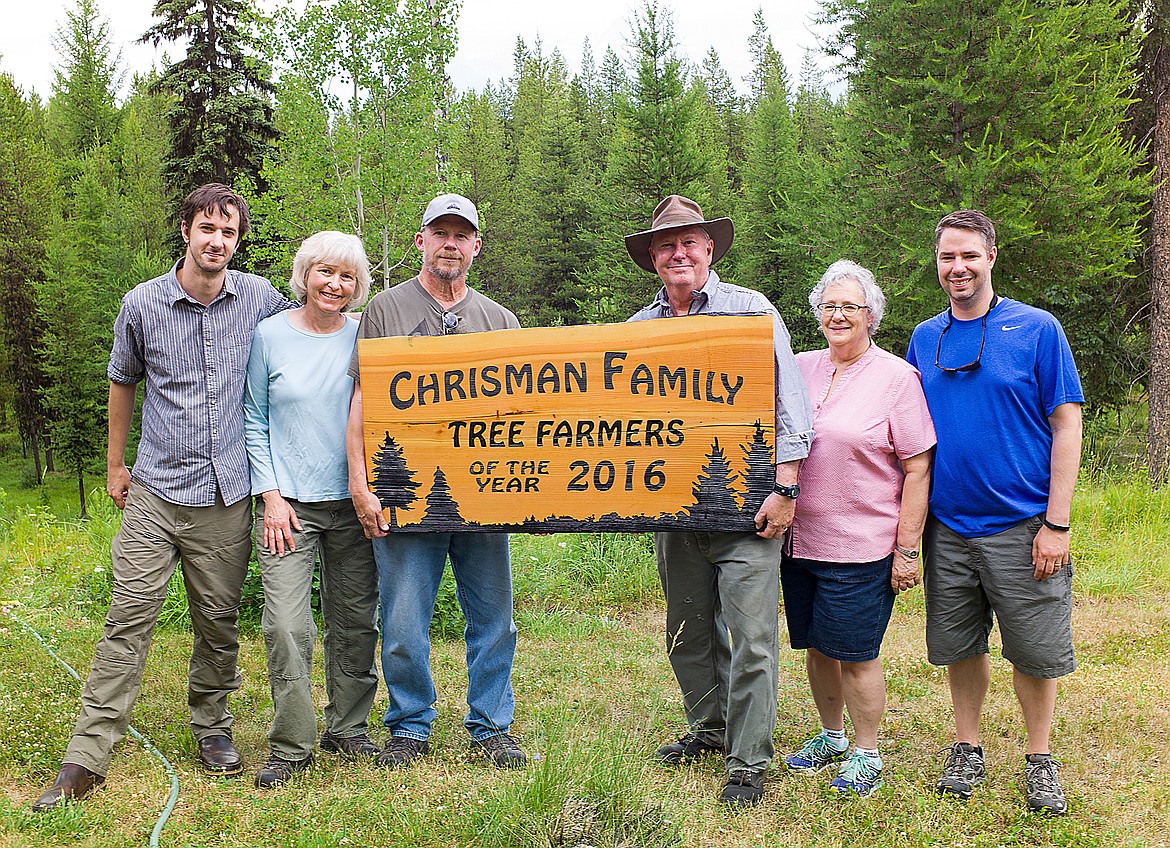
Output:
top-left (261, 490), bottom-right (302, 557)
top-left (891, 549), bottom-right (920, 593)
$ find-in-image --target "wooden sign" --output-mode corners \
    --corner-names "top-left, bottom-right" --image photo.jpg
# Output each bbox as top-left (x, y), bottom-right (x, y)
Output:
top-left (357, 315), bottom-right (776, 532)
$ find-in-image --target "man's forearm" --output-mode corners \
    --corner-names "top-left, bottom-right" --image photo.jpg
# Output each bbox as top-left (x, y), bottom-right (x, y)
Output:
top-left (774, 459), bottom-right (800, 487)
top-left (346, 384), bottom-right (369, 494)
top-left (107, 381), bottom-right (136, 468)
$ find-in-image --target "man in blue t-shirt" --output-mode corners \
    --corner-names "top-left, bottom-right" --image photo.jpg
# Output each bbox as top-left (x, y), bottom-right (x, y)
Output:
top-left (906, 210), bottom-right (1083, 816)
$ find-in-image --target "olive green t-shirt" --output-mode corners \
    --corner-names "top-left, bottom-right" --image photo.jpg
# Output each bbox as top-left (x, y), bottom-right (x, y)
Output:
top-left (348, 277), bottom-right (520, 379)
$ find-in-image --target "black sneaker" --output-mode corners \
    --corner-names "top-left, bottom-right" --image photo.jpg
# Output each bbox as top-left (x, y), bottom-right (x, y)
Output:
top-left (1024, 754), bottom-right (1068, 815)
top-left (936, 742), bottom-right (986, 799)
top-left (470, 733), bottom-right (527, 768)
top-left (254, 754), bottom-right (312, 789)
top-left (320, 731), bottom-right (379, 759)
top-left (375, 736), bottom-right (430, 769)
top-left (720, 769), bottom-right (766, 807)
top-left (655, 732), bottom-right (724, 765)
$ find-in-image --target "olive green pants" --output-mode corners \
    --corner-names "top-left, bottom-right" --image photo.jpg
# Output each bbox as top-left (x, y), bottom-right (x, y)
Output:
top-left (64, 481), bottom-right (250, 777)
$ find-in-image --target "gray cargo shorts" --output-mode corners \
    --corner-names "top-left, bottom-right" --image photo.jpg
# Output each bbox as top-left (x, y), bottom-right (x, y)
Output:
top-left (923, 514), bottom-right (1075, 679)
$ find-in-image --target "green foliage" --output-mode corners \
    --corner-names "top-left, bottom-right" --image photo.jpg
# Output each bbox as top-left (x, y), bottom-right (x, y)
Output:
top-left (36, 149), bottom-right (124, 518)
top-left (578, 1), bottom-right (710, 323)
top-left (141, 0), bottom-right (279, 241)
top-left (251, 0), bottom-right (456, 288)
top-left (0, 75), bottom-right (55, 480)
top-left (114, 74), bottom-right (170, 258)
top-left (739, 19), bottom-right (828, 353)
top-left (822, 0), bottom-right (1148, 386)
top-left (46, 0), bottom-right (123, 158)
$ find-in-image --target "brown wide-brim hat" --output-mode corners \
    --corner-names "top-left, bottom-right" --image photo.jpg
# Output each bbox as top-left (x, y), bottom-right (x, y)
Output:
top-left (624, 195), bottom-right (734, 273)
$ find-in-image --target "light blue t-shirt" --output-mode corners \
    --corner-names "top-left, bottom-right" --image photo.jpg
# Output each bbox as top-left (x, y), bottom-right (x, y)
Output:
top-left (244, 311), bottom-right (358, 502)
top-left (906, 297), bottom-right (1084, 537)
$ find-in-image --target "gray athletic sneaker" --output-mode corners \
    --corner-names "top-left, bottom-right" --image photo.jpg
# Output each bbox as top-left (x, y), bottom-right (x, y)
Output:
top-left (1024, 754), bottom-right (1068, 815)
top-left (936, 742), bottom-right (985, 799)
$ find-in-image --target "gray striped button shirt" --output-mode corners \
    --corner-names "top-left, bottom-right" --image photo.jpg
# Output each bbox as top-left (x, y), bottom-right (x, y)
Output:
top-left (108, 262), bottom-right (295, 507)
top-left (627, 269), bottom-right (814, 464)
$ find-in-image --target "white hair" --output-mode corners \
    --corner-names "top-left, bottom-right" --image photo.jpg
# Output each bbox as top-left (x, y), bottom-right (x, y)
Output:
top-left (289, 231), bottom-right (372, 311)
top-left (808, 259), bottom-right (886, 336)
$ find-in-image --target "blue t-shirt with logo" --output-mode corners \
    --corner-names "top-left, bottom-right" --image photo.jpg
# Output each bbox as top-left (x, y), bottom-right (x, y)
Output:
top-left (906, 297), bottom-right (1083, 538)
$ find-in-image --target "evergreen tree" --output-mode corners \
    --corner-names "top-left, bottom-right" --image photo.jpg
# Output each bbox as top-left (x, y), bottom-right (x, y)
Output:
top-left (507, 47), bottom-right (596, 325)
top-left (740, 420), bottom-right (774, 514)
top-left (825, 0), bottom-right (1147, 396)
top-left (141, 0), bottom-right (278, 234)
top-left (116, 73), bottom-right (170, 261)
top-left (38, 148), bottom-right (122, 517)
top-left (697, 47), bottom-right (745, 195)
top-left (610, 1), bottom-right (707, 204)
top-left (579, 1), bottom-right (708, 322)
top-left (0, 75), bottom-right (55, 482)
top-left (420, 466), bottom-right (462, 527)
top-left (1139, 0), bottom-right (1170, 480)
top-left (739, 19), bottom-right (824, 350)
top-left (47, 0), bottom-right (123, 158)
top-left (690, 437), bottom-right (741, 522)
top-left (370, 432), bottom-right (420, 527)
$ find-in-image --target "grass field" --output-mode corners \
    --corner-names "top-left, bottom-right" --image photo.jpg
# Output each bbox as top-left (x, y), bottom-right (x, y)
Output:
top-left (0, 456), bottom-right (1167, 847)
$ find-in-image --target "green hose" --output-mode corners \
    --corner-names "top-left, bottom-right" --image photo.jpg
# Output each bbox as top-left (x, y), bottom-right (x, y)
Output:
top-left (4, 605), bottom-right (181, 847)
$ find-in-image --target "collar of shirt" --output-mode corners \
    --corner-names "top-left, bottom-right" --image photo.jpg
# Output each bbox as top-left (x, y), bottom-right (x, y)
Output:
top-left (646, 269), bottom-right (722, 316)
top-left (165, 258), bottom-right (239, 307)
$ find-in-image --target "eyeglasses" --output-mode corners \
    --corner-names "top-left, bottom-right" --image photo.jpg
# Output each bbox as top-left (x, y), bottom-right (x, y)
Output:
top-left (815, 303), bottom-right (869, 317)
top-left (441, 311), bottom-right (460, 335)
top-left (934, 295), bottom-right (999, 373)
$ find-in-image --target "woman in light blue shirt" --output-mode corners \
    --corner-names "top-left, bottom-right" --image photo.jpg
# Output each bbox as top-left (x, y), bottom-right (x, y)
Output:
top-left (243, 231), bottom-right (378, 788)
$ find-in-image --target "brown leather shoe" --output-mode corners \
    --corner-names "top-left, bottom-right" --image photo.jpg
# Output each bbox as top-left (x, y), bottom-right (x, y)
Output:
top-left (31, 763), bottom-right (105, 811)
top-left (198, 735), bottom-right (243, 776)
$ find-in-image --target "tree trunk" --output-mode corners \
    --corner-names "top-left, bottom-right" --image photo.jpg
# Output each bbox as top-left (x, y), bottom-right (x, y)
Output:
top-left (78, 469), bottom-right (88, 520)
top-left (1149, 40), bottom-right (1170, 484)
top-left (29, 426), bottom-right (43, 484)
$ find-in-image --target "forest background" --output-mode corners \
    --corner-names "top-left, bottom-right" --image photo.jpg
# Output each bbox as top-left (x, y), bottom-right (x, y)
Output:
top-left (0, 0), bottom-right (1167, 518)
top-left (0, 2), bottom-right (1169, 845)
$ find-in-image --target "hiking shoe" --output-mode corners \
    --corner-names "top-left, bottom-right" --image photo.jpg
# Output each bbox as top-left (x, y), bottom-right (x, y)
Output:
top-left (1024, 754), bottom-right (1068, 815)
top-left (320, 731), bottom-right (379, 759)
top-left (936, 742), bottom-right (986, 799)
top-left (784, 733), bottom-right (849, 774)
top-left (655, 732), bottom-right (724, 764)
top-left (375, 737), bottom-right (429, 769)
top-left (254, 754), bottom-right (312, 789)
top-left (830, 751), bottom-right (884, 797)
top-left (470, 733), bottom-right (527, 768)
top-left (719, 769), bottom-right (766, 807)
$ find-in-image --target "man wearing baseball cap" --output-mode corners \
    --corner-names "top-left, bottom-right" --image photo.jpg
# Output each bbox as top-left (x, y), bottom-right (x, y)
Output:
top-left (346, 193), bottom-right (526, 769)
top-left (626, 195), bottom-right (813, 806)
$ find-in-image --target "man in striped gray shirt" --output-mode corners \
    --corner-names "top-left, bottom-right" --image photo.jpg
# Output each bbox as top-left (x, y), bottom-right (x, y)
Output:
top-left (34, 184), bottom-right (295, 811)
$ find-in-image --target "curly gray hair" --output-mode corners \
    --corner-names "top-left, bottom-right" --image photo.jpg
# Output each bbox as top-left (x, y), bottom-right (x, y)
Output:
top-left (807, 259), bottom-right (886, 336)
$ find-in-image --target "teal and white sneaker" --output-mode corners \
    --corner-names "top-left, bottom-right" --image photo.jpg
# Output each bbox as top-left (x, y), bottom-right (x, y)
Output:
top-left (784, 733), bottom-right (849, 774)
top-left (830, 751), bottom-right (884, 797)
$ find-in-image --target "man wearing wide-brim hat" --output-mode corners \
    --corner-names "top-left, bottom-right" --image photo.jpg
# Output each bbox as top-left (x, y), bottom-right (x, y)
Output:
top-left (626, 194), bottom-right (814, 807)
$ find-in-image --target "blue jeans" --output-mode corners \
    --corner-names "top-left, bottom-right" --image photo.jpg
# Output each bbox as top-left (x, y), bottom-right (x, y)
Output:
top-left (372, 532), bottom-right (516, 741)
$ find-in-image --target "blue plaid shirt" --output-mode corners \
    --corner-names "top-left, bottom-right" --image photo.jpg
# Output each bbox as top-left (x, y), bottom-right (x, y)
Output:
top-left (108, 261), bottom-right (295, 507)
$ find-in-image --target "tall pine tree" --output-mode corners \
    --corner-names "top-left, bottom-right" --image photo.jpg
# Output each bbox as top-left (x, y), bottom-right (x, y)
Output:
top-left (141, 0), bottom-right (278, 241)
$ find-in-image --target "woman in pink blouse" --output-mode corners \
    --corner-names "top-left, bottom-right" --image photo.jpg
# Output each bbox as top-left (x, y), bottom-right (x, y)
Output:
top-left (781, 260), bottom-right (935, 798)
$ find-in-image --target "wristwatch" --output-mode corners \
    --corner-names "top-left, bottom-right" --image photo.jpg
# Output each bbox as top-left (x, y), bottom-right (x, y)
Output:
top-left (772, 483), bottom-right (800, 499)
